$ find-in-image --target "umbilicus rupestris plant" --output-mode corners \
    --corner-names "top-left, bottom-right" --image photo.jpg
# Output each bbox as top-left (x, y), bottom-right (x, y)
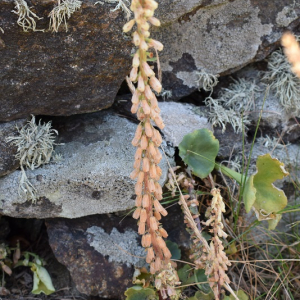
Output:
top-left (123, 0), bottom-right (172, 275)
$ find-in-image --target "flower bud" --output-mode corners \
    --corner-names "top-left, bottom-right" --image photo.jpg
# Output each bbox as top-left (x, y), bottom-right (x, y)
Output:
top-left (156, 236), bottom-right (166, 249)
top-left (154, 115), bottom-right (165, 129)
top-left (138, 75), bottom-right (145, 92)
top-left (153, 148), bottom-right (162, 163)
top-left (141, 22), bottom-right (150, 31)
top-left (150, 94), bottom-right (158, 108)
top-left (123, 19), bottom-right (135, 32)
top-left (150, 216), bottom-right (158, 230)
top-left (148, 39), bottom-right (163, 51)
top-left (140, 208), bottom-right (147, 222)
top-left (134, 123), bottom-right (143, 141)
top-left (141, 29), bottom-right (150, 38)
top-left (146, 247), bottom-right (155, 263)
top-left (144, 9), bottom-right (154, 18)
top-left (144, 121), bottom-right (153, 137)
top-left (148, 142), bottom-right (157, 158)
top-left (149, 17), bottom-right (160, 26)
top-left (132, 89), bottom-right (140, 104)
top-left (131, 136), bottom-right (140, 147)
top-left (149, 76), bottom-right (162, 93)
top-left (154, 181), bottom-right (162, 195)
top-left (148, 179), bottom-right (156, 192)
top-left (154, 257), bottom-right (161, 272)
top-left (140, 39), bottom-right (149, 51)
top-left (130, 67), bottom-right (138, 81)
top-left (137, 108), bottom-right (145, 120)
top-left (137, 171), bottom-right (144, 185)
top-left (149, 164), bottom-right (157, 179)
top-left (142, 233), bottom-right (152, 247)
top-left (145, 0), bottom-right (158, 10)
top-left (145, 85), bottom-right (155, 100)
top-left (162, 246), bottom-right (172, 259)
top-left (134, 158), bottom-right (141, 169)
top-left (140, 135), bottom-right (148, 150)
top-left (142, 157), bottom-right (150, 172)
top-left (135, 147), bottom-right (143, 160)
top-left (138, 221), bottom-right (145, 234)
top-left (133, 207), bottom-right (141, 219)
top-left (133, 31), bottom-right (141, 46)
top-left (135, 182), bottom-right (143, 195)
top-left (130, 168), bottom-right (139, 179)
top-left (142, 62), bottom-right (155, 77)
top-left (150, 262), bottom-right (155, 274)
top-left (154, 211), bottom-right (161, 220)
top-left (142, 193), bottom-right (150, 208)
top-left (154, 191), bottom-right (162, 200)
top-left (131, 102), bottom-right (139, 114)
top-left (159, 227), bottom-right (168, 238)
top-left (141, 99), bottom-right (151, 114)
top-left (132, 51), bottom-right (140, 68)
top-left (135, 195), bottom-right (142, 207)
top-left (1, 263), bottom-right (12, 276)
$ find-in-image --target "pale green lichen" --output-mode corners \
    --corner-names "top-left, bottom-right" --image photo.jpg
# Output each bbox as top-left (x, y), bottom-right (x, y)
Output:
top-left (196, 69), bottom-right (219, 94)
top-left (6, 116), bottom-right (59, 203)
top-left (12, 0), bottom-right (44, 32)
top-left (95, 0), bottom-right (131, 20)
top-left (257, 135), bottom-right (290, 150)
top-left (262, 44), bottom-right (300, 115)
top-left (204, 78), bottom-right (262, 133)
top-left (48, 0), bottom-right (82, 32)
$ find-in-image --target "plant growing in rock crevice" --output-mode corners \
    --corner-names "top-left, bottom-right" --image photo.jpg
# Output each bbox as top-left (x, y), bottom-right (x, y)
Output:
top-left (124, 2), bottom-right (179, 296)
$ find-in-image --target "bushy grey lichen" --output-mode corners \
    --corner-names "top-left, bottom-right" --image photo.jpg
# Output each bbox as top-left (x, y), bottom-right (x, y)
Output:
top-left (6, 116), bottom-right (59, 202)
top-left (95, 0), bottom-right (131, 20)
top-left (12, 0), bottom-right (43, 32)
top-left (196, 69), bottom-right (219, 94)
top-left (262, 45), bottom-right (300, 115)
top-left (48, 0), bottom-right (82, 32)
top-left (204, 78), bottom-right (262, 133)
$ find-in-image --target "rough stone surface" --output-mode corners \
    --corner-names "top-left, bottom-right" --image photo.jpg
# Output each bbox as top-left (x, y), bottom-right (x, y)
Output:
top-left (159, 102), bottom-right (212, 147)
top-left (156, 0), bottom-right (300, 99)
top-left (0, 109), bottom-right (174, 218)
top-left (1, 0), bottom-right (300, 120)
top-left (0, 0), bottom-right (132, 122)
top-left (0, 118), bottom-right (26, 176)
top-left (46, 204), bottom-right (190, 299)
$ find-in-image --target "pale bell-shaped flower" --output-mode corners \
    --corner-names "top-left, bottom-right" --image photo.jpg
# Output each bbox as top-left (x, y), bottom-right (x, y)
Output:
top-left (31, 264), bottom-right (55, 295)
top-left (148, 39), bottom-right (163, 51)
top-left (123, 19), bottom-right (135, 32)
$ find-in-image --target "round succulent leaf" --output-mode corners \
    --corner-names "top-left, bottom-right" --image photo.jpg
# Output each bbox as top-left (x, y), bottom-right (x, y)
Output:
top-left (124, 286), bottom-right (158, 300)
top-left (224, 289), bottom-right (249, 300)
top-left (165, 240), bottom-right (181, 260)
top-left (187, 290), bottom-right (215, 300)
top-left (252, 154), bottom-right (288, 214)
top-left (179, 129), bottom-right (219, 179)
top-left (243, 175), bottom-right (256, 213)
top-left (177, 264), bottom-right (192, 285)
top-left (194, 269), bottom-right (211, 293)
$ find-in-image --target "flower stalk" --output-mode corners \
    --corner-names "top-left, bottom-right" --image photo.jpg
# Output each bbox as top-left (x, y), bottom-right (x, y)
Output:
top-left (125, 0), bottom-right (171, 274)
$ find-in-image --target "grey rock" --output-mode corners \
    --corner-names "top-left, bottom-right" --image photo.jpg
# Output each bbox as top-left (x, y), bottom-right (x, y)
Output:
top-left (46, 204), bottom-right (190, 298)
top-left (0, 109), bottom-right (172, 218)
top-left (159, 102), bottom-right (212, 147)
top-left (1, 0), bottom-right (299, 120)
top-left (156, 0), bottom-right (300, 99)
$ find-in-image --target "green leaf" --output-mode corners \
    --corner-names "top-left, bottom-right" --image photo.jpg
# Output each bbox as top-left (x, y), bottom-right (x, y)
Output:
top-left (194, 269), bottom-right (211, 293)
top-left (243, 154), bottom-right (289, 229)
top-left (187, 290), bottom-right (214, 300)
top-left (124, 286), bottom-right (158, 300)
top-left (179, 129), bottom-right (219, 178)
top-left (31, 264), bottom-right (55, 295)
top-left (177, 264), bottom-right (191, 285)
top-left (166, 240), bottom-right (181, 260)
top-left (223, 289), bottom-right (249, 300)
